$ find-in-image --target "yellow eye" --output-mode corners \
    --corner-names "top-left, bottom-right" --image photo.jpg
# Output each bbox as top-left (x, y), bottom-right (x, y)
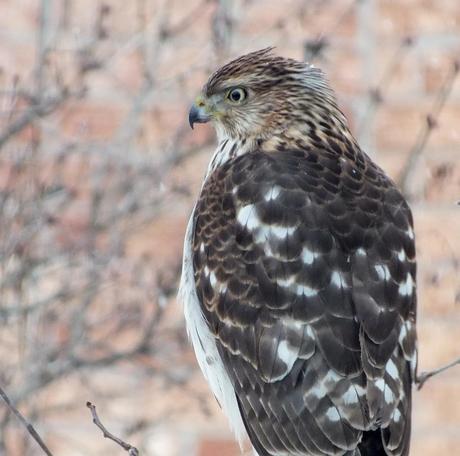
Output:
top-left (227, 87), bottom-right (247, 103)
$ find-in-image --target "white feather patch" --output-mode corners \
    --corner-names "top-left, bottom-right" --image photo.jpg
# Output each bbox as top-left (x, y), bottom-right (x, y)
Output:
top-left (179, 212), bottom-right (246, 445)
top-left (326, 407), bottom-right (341, 422)
top-left (301, 247), bottom-right (317, 265)
top-left (237, 204), bottom-right (259, 231)
top-left (398, 272), bottom-right (414, 296)
top-left (264, 185), bottom-right (282, 202)
top-left (375, 264), bottom-right (390, 281)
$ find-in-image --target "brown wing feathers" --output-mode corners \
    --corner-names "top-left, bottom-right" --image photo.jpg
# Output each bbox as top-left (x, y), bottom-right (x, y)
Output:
top-left (192, 145), bottom-right (416, 456)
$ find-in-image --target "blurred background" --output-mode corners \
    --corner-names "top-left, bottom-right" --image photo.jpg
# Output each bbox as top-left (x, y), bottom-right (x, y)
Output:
top-left (0, 0), bottom-right (459, 455)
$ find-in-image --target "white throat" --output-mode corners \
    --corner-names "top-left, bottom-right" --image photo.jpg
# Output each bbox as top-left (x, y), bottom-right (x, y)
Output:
top-left (205, 137), bottom-right (253, 178)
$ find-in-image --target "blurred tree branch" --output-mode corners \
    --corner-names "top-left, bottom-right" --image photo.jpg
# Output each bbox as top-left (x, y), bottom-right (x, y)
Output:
top-left (399, 59), bottom-right (460, 198)
top-left (0, 89), bottom-right (78, 150)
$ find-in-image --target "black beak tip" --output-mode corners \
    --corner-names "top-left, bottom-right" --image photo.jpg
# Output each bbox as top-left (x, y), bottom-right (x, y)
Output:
top-left (189, 104), bottom-right (210, 129)
top-left (188, 105), bottom-right (199, 130)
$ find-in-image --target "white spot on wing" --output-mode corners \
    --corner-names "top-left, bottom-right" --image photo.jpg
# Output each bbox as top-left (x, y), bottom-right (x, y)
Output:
top-left (310, 383), bottom-right (329, 399)
top-left (264, 185), bottom-right (282, 202)
top-left (296, 284), bottom-right (317, 297)
top-left (397, 249), bottom-right (406, 261)
top-left (277, 278), bottom-right (318, 297)
top-left (210, 271), bottom-right (217, 287)
top-left (237, 204), bottom-right (259, 231)
top-left (384, 385), bottom-right (394, 404)
top-left (301, 247), bottom-right (317, 265)
top-left (326, 407), bottom-right (341, 422)
top-left (343, 385), bottom-right (360, 405)
top-left (375, 264), bottom-right (390, 281)
top-left (393, 408), bottom-right (402, 423)
top-left (386, 358), bottom-right (399, 380)
top-left (269, 224), bottom-right (297, 238)
top-left (324, 369), bottom-right (342, 385)
top-left (398, 272), bottom-right (414, 296)
top-left (398, 323), bottom-right (408, 344)
top-left (277, 276), bottom-right (295, 287)
top-left (331, 270), bottom-right (346, 288)
top-left (406, 226), bottom-right (414, 240)
top-left (375, 378), bottom-right (385, 392)
top-left (356, 248), bottom-right (366, 256)
top-left (276, 340), bottom-right (298, 369)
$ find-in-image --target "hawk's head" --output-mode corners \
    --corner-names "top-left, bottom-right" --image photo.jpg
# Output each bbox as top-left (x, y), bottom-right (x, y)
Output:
top-left (189, 48), bottom-right (342, 142)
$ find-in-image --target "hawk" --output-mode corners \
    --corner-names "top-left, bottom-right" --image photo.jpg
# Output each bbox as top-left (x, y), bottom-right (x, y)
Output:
top-left (179, 48), bottom-right (417, 456)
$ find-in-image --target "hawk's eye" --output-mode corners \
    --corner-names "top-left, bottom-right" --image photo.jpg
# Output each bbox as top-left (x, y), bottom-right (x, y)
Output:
top-left (227, 87), bottom-right (247, 103)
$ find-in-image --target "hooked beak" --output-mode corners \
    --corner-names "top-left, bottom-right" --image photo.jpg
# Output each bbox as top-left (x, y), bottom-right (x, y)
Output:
top-left (189, 103), bottom-right (211, 129)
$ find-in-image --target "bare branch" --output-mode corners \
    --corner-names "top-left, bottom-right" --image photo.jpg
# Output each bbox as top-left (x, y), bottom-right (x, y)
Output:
top-left (304, 0), bottom-right (361, 61)
top-left (86, 402), bottom-right (139, 456)
top-left (0, 90), bottom-right (78, 150)
top-left (399, 59), bottom-right (460, 197)
top-left (0, 385), bottom-right (54, 456)
top-left (35, 0), bottom-right (52, 97)
top-left (356, 36), bottom-right (414, 137)
top-left (212, 0), bottom-right (234, 60)
top-left (416, 357), bottom-right (460, 390)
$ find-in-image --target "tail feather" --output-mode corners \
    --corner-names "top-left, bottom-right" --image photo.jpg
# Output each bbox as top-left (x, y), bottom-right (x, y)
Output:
top-left (357, 429), bottom-right (387, 456)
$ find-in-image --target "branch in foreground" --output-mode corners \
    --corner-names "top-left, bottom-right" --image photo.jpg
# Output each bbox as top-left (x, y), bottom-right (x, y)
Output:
top-left (0, 385), bottom-right (54, 456)
top-left (416, 356), bottom-right (460, 390)
top-left (87, 401), bottom-right (139, 456)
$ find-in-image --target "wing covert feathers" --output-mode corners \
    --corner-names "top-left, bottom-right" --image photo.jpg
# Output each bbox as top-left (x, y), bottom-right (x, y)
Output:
top-left (192, 145), bottom-right (416, 456)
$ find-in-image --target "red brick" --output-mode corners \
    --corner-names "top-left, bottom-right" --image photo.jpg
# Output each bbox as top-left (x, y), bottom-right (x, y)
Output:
top-left (414, 378), bottom-right (460, 430)
top-left (419, 267), bottom-right (460, 317)
top-left (377, 0), bottom-right (460, 36)
top-left (413, 207), bottom-right (460, 264)
top-left (410, 433), bottom-right (460, 456)
top-left (198, 439), bottom-right (240, 456)
top-left (126, 211), bottom-right (187, 262)
top-left (417, 319), bottom-right (460, 372)
top-left (59, 101), bottom-right (128, 140)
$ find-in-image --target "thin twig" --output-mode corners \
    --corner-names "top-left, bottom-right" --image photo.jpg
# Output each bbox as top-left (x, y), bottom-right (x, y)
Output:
top-left (35, 0), bottom-right (51, 98)
top-left (356, 36), bottom-right (414, 137)
top-left (304, 0), bottom-right (361, 61)
top-left (0, 385), bottom-right (54, 456)
top-left (160, 0), bottom-right (209, 38)
top-left (399, 59), bottom-right (460, 197)
top-left (0, 90), bottom-right (74, 151)
top-left (416, 357), bottom-right (460, 390)
top-left (86, 402), bottom-right (139, 455)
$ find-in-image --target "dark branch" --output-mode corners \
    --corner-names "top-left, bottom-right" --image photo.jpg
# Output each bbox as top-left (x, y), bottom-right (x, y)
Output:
top-left (416, 357), bottom-right (460, 390)
top-left (86, 401), bottom-right (139, 455)
top-left (0, 385), bottom-right (54, 456)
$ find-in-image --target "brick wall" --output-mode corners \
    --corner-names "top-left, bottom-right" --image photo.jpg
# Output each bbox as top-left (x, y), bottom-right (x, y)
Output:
top-left (0, 0), bottom-right (459, 455)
